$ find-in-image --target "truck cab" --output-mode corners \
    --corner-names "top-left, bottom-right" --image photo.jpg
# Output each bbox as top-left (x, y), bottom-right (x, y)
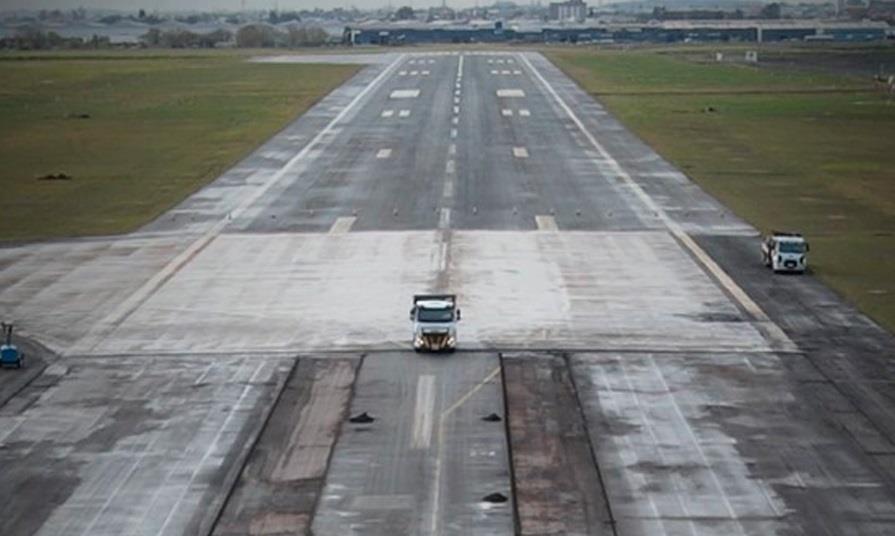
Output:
top-left (762, 232), bottom-right (809, 273)
top-left (410, 294), bottom-right (460, 352)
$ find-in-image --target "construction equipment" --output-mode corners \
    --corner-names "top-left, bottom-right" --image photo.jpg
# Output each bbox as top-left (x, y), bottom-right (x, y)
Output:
top-left (1, 322), bottom-right (24, 369)
top-left (761, 231), bottom-right (809, 274)
top-left (410, 294), bottom-right (461, 352)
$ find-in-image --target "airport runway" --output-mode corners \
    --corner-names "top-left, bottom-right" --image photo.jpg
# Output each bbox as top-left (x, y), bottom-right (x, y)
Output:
top-left (2, 51), bottom-right (895, 535)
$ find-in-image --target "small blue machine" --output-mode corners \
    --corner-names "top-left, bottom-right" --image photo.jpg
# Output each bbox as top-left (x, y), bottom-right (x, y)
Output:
top-left (1, 322), bottom-right (23, 369)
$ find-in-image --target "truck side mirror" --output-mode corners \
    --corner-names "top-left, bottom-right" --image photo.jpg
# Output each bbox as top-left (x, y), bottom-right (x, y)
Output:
top-left (456, 309), bottom-right (462, 321)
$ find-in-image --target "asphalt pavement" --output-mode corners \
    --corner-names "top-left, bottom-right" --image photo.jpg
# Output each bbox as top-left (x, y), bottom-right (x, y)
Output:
top-left (1, 50), bottom-right (895, 535)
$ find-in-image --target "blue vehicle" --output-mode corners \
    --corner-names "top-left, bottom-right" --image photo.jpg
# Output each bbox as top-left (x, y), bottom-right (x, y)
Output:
top-left (1, 322), bottom-right (23, 369)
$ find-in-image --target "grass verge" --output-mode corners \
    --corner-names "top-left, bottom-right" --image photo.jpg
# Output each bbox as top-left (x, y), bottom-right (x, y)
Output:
top-left (0, 52), bottom-right (360, 241)
top-left (546, 46), bottom-right (895, 333)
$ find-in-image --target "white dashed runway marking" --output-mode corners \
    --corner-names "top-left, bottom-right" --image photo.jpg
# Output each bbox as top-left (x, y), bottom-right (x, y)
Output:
top-left (329, 216), bottom-right (357, 234)
top-left (376, 149), bottom-right (392, 159)
top-left (399, 109), bottom-right (411, 118)
top-left (390, 89), bottom-right (421, 99)
top-left (497, 89), bottom-right (525, 98)
top-left (513, 147), bottom-right (529, 158)
top-left (535, 215), bottom-right (559, 231)
top-left (381, 110), bottom-right (394, 118)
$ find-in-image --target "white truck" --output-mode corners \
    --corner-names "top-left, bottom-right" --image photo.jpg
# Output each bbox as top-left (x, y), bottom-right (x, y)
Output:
top-left (761, 231), bottom-right (809, 273)
top-left (410, 294), bottom-right (461, 352)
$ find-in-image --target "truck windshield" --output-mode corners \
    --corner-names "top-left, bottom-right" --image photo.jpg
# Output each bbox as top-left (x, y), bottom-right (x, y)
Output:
top-left (779, 242), bottom-right (806, 254)
top-left (418, 308), bottom-right (453, 323)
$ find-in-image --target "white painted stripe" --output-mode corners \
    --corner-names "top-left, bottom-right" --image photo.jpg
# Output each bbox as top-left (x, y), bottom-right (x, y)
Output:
top-left (70, 52), bottom-right (409, 355)
top-left (497, 89), bottom-right (525, 98)
top-left (410, 70), bottom-right (419, 76)
top-left (422, 70), bottom-right (430, 75)
top-left (390, 89), bottom-right (420, 99)
top-left (376, 148), bottom-right (392, 159)
top-left (513, 70), bottom-right (522, 75)
top-left (445, 160), bottom-right (455, 174)
top-left (508, 58), bottom-right (515, 63)
top-left (439, 208), bottom-right (451, 229)
top-left (448, 143), bottom-right (456, 155)
top-left (454, 97), bottom-right (460, 104)
top-left (399, 109), bottom-right (411, 118)
top-left (450, 128), bottom-right (458, 138)
top-left (381, 109), bottom-right (394, 118)
top-left (502, 70), bottom-right (510, 75)
top-left (535, 215), bottom-right (559, 231)
top-left (454, 89), bottom-right (461, 96)
top-left (412, 375), bottom-right (436, 449)
top-left (513, 147), bottom-right (529, 158)
top-left (487, 59), bottom-right (494, 64)
top-left (329, 216), bottom-right (356, 234)
top-left (428, 59), bottom-right (435, 64)
top-left (399, 71), bottom-right (407, 76)
top-left (491, 70), bottom-right (499, 75)
top-left (519, 52), bottom-right (796, 352)
top-left (501, 109), bottom-right (513, 117)
top-left (452, 116), bottom-right (459, 124)
top-left (443, 180), bottom-right (454, 199)
top-left (519, 109), bottom-right (531, 117)
top-left (453, 106), bottom-right (460, 114)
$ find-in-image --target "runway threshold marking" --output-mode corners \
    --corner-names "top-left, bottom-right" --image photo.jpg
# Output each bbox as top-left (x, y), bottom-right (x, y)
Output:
top-left (513, 147), bottom-right (529, 158)
top-left (535, 215), bottom-right (559, 231)
top-left (376, 148), bottom-right (392, 159)
top-left (70, 53), bottom-right (408, 356)
top-left (390, 89), bottom-right (420, 99)
top-left (381, 109), bottom-right (394, 118)
top-left (439, 208), bottom-right (451, 229)
top-left (399, 109), bottom-right (411, 118)
top-left (412, 375), bottom-right (436, 449)
top-left (502, 109), bottom-right (514, 117)
top-left (519, 109), bottom-right (531, 116)
top-left (329, 217), bottom-right (356, 234)
top-left (496, 89), bottom-right (525, 98)
top-left (519, 52), bottom-right (796, 352)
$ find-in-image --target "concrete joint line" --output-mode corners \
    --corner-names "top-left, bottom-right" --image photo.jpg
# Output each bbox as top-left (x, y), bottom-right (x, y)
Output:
top-left (518, 52), bottom-right (796, 353)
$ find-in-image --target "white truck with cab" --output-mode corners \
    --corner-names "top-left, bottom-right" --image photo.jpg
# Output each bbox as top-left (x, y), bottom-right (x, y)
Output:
top-left (410, 294), bottom-right (461, 352)
top-left (761, 231), bottom-right (809, 273)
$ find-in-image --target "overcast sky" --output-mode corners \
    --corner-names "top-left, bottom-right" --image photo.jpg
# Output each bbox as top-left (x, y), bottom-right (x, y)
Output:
top-left (0, 0), bottom-right (492, 11)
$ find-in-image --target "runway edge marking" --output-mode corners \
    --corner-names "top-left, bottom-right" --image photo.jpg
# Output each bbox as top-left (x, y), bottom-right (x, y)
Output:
top-left (519, 52), bottom-right (796, 353)
top-left (69, 54), bottom-right (407, 356)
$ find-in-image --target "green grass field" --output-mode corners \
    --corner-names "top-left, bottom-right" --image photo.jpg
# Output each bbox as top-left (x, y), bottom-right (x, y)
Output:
top-left (546, 46), bottom-right (895, 333)
top-left (0, 53), bottom-right (360, 241)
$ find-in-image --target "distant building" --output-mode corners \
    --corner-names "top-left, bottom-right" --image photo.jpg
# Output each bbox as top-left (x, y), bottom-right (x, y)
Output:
top-left (549, 0), bottom-right (587, 22)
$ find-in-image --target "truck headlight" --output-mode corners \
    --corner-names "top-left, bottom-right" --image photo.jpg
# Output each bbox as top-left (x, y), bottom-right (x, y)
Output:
top-left (447, 336), bottom-right (456, 347)
top-left (414, 335), bottom-right (424, 347)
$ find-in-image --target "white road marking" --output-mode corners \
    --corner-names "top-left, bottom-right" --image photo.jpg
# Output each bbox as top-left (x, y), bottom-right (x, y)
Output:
top-left (390, 89), bottom-right (420, 99)
top-left (453, 106), bottom-right (460, 114)
top-left (496, 89), bottom-right (525, 98)
top-left (442, 181), bottom-right (454, 199)
top-left (519, 109), bottom-right (531, 116)
top-left (501, 70), bottom-right (510, 75)
top-left (535, 215), bottom-right (559, 231)
top-left (508, 58), bottom-right (515, 63)
top-left (412, 375), bottom-right (436, 449)
top-left (410, 70), bottom-right (419, 76)
top-left (445, 160), bottom-right (456, 174)
top-left (496, 59), bottom-right (505, 64)
top-left (513, 147), bottom-right (529, 158)
top-left (450, 128), bottom-right (458, 138)
top-left (501, 109), bottom-right (513, 117)
top-left (454, 89), bottom-right (461, 96)
top-left (328, 216), bottom-right (356, 234)
top-left (452, 116), bottom-right (459, 124)
top-left (487, 59), bottom-right (494, 64)
top-left (399, 71), bottom-right (407, 76)
top-left (428, 59), bottom-right (435, 64)
top-left (439, 208), bottom-right (451, 229)
top-left (376, 148), bottom-right (392, 159)
top-left (519, 52), bottom-right (796, 352)
top-left (69, 53), bottom-right (409, 355)
top-left (454, 97), bottom-right (460, 104)
top-left (422, 70), bottom-right (430, 76)
top-left (381, 109), bottom-right (394, 118)
top-left (399, 109), bottom-right (411, 118)
top-left (513, 70), bottom-right (522, 75)
top-left (448, 143), bottom-right (456, 155)
top-left (491, 70), bottom-right (499, 75)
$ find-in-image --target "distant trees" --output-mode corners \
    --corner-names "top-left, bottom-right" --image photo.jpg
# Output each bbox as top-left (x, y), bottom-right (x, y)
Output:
top-left (759, 2), bottom-right (782, 19)
top-left (140, 28), bottom-right (232, 48)
top-left (235, 23), bottom-right (329, 48)
top-left (268, 10), bottom-right (302, 24)
top-left (235, 24), bottom-right (279, 48)
top-left (395, 6), bottom-right (416, 20)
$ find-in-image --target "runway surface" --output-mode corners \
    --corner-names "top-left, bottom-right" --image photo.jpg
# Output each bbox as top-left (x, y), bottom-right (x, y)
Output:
top-left (2, 51), bottom-right (895, 535)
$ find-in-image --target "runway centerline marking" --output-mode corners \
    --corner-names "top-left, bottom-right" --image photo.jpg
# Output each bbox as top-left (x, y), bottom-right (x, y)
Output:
top-left (452, 117), bottom-right (459, 124)
top-left (411, 375), bottom-right (436, 450)
top-left (519, 109), bottom-right (531, 116)
top-left (448, 143), bottom-right (456, 155)
top-left (450, 128), bottom-right (458, 138)
top-left (381, 109), bottom-right (394, 118)
top-left (328, 216), bottom-right (356, 234)
top-left (442, 180), bottom-right (454, 199)
top-left (513, 147), bottom-right (529, 158)
top-left (535, 215), bottom-right (559, 231)
top-left (453, 105), bottom-right (460, 114)
top-left (399, 109), bottom-right (411, 118)
top-left (445, 160), bottom-right (456, 174)
top-left (439, 208), bottom-right (451, 229)
top-left (502, 109), bottom-right (513, 117)
top-left (376, 148), bottom-right (392, 159)
top-left (519, 52), bottom-right (796, 352)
